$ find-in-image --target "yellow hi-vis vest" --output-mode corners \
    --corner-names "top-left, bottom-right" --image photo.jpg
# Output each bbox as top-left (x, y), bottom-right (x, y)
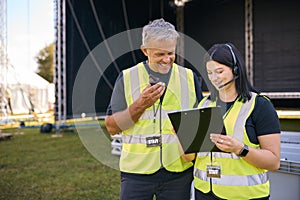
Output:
top-left (194, 92), bottom-right (270, 200)
top-left (120, 62), bottom-right (197, 174)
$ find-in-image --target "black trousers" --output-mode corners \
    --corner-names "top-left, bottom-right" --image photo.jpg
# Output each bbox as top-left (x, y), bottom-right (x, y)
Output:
top-left (120, 170), bottom-right (193, 200)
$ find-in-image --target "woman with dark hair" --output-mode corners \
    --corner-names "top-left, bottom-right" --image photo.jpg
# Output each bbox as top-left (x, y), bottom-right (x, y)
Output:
top-left (193, 43), bottom-right (281, 200)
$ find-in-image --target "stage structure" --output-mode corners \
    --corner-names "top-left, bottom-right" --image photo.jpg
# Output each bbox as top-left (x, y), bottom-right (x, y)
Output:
top-left (54, 0), bottom-right (300, 129)
top-left (54, 0), bottom-right (179, 129)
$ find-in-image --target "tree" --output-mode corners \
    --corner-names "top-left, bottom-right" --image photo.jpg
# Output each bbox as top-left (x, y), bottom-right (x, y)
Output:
top-left (35, 43), bottom-right (54, 83)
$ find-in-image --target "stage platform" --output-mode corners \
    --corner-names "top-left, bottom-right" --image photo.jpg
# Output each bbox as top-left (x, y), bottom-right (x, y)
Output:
top-left (277, 110), bottom-right (300, 132)
top-left (277, 109), bottom-right (300, 119)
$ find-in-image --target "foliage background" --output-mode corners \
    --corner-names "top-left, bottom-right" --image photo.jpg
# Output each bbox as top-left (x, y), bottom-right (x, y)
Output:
top-left (35, 43), bottom-right (54, 83)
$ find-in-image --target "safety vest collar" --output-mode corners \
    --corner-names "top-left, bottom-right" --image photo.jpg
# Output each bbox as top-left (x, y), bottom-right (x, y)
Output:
top-left (198, 92), bottom-right (257, 142)
top-left (125, 62), bottom-right (192, 108)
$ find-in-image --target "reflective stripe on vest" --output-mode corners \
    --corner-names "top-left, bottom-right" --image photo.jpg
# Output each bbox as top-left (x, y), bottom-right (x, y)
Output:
top-left (127, 108), bottom-right (172, 121)
top-left (194, 92), bottom-right (270, 199)
top-left (122, 133), bottom-right (177, 144)
top-left (120, 62), bottom-right (196, 174)
top-left (194, 167), bottom-right (268, 186)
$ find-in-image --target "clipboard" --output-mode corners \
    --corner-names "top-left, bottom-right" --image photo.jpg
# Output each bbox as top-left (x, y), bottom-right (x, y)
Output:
top-left (168, 106), bottom-right (226, 153)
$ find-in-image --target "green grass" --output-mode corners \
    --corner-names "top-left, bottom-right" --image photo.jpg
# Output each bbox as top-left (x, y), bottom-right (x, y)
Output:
top-left (0, 127), bottom-right (120, 200)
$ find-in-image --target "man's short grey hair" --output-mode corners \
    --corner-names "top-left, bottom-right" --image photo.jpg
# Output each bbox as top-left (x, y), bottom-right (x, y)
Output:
top-left (142, 18), bottom-right (179, 47)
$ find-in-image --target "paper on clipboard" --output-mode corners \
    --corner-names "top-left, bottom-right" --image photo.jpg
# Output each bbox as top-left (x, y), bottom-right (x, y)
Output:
top-left (168, 106), bottom-right (226, 153)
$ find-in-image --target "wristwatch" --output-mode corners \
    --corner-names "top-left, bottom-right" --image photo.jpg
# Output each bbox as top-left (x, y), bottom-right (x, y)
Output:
top-left (238, 144), bottom-right (249, 157)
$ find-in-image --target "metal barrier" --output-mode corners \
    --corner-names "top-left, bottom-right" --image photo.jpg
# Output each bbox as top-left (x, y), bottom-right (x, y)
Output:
top-left (111, 133), bottom-right (122, 156)
top-left (278, 160), bottom-right (300, 175)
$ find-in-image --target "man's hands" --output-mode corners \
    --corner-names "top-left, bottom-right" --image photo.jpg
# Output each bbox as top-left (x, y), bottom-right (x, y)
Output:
top-left (138, 82), bottom-right (166, 109)
top-left (105, 82), bottom-right (166, 135)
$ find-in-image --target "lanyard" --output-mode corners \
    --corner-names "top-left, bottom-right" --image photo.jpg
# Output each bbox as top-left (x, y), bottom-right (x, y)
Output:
top-left (152, 100), bottom-right (161, 123)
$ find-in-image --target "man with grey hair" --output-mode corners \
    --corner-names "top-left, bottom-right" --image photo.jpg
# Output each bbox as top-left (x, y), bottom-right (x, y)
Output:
top-left (106, 18), bottom-right (203, 200)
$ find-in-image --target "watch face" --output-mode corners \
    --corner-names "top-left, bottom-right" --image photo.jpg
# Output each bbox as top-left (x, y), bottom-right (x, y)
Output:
top-left (239, 145), bottom-right (249, 157)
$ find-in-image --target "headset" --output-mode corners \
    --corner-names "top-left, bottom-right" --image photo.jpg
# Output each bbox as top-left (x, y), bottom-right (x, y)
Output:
top-left (218, 43), bottom-right (239, 89)
top-left (225, 43), bottom-right (238, 77)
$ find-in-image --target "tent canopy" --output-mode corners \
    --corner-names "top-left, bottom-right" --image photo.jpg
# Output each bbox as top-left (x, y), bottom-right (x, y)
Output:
top-left (1, 67), bottom-right (51, 115)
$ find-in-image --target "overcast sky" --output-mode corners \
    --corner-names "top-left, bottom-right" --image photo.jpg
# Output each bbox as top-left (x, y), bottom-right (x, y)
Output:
top-left (7, 0), bottom-right (54, 72)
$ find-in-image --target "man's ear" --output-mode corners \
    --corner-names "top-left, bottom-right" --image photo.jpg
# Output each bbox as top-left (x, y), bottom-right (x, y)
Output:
top-left (140, 45), bottom-right (148, 56)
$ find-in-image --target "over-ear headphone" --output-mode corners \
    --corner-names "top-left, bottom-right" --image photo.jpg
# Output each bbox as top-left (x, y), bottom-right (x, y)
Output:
top-left (225, 43), bottom-right (238, 77)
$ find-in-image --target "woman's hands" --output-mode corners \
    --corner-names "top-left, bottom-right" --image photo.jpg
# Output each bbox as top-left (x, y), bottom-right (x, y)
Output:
top-left (210, 133), bottom-right (244, 155)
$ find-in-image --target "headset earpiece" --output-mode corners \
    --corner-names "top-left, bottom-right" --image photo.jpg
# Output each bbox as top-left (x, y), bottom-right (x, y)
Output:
top-left (225, 43), bottom-right (238, 77)
top-left (233, 65), bottom-right (238, 76)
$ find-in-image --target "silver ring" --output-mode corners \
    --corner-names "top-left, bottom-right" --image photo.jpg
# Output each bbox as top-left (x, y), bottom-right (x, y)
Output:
top-left (220, 139), bottom-right (224, 144)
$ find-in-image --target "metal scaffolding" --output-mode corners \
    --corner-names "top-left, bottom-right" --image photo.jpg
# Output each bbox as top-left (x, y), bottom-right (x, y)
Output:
top-left (0, 0), bottom-right (8, 118)
top-left (54, 0), bottom-right (67, 132)
top-left (176, 4), bottom-right (185, 66)
top-left (245, 0), bottom-right (253, 85)
top-left (175, 0), bottom-right (190, 66)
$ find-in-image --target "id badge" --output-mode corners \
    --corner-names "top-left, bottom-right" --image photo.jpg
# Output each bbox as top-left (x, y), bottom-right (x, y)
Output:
top-left (146, 136), bottom-right (161, 147)
top-left (206, 165), bottom-right (221, 178)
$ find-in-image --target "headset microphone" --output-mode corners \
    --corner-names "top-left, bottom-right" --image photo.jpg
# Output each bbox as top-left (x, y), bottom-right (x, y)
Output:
top-left (218, 76), bottom-right (238, 89)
